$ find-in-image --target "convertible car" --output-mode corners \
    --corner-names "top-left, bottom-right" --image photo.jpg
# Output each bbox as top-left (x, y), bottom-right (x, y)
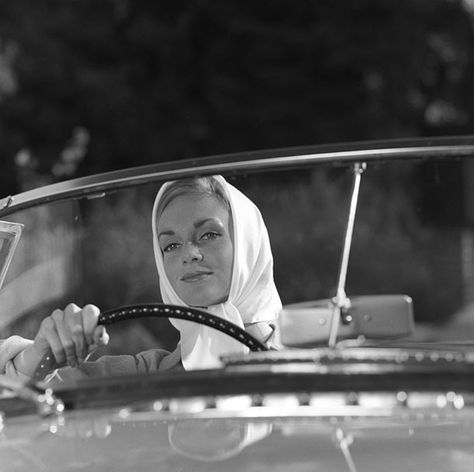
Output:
top-left (1, 136), bottom-right (474, 471)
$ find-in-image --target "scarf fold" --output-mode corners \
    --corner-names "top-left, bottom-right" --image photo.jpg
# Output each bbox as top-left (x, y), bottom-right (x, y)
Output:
top-left (152, 175), bottom-right (281, 370)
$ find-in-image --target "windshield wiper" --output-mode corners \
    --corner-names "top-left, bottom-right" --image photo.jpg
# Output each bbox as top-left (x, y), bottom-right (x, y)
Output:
top-left (328, 162), bottom-right (366, 347)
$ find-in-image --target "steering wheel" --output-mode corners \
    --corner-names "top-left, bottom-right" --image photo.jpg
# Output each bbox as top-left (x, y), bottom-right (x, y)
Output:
top-left (31, 303), bottom-right (268, 382)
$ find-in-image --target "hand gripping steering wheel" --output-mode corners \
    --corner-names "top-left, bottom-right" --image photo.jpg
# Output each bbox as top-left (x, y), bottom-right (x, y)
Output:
top-left (31, 303), bottom-right (268, 382)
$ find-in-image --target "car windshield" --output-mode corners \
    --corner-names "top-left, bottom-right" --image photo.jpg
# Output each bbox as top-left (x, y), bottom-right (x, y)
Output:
top-left (1, 151), bottom-right (472, 358)
top-left (2, 146), bottom-right (474, 472)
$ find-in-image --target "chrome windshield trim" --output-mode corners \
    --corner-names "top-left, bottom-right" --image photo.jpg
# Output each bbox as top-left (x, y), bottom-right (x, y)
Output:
top-left (2, 135), bottom-right (474, 216)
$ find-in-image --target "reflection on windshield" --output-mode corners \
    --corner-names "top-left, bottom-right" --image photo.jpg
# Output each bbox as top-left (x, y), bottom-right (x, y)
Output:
top-left (2, 399), bottom-right (474, 472)
top-left (169, 419), bottom-right (272, 462)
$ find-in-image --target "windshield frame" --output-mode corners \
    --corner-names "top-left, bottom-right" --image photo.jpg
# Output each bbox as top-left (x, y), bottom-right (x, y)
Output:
top-left (2, 135), bottom-right (474, 218)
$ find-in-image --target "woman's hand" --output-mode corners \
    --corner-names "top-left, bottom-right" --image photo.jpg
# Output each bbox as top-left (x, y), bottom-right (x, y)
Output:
top-left (13, 303), bottom-right (109, 378)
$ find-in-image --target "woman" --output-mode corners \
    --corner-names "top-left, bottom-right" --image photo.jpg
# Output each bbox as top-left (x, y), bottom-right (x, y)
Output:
top-left (1, 175), bottom-right (281, 380)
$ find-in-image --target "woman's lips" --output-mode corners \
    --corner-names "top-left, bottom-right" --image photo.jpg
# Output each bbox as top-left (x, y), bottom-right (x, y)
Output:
top-left (181, 271), bottom-right (213, 282)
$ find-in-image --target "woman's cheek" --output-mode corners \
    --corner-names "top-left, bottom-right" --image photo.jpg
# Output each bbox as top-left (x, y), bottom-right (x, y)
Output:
top-left (163, 255), bottom-right (179, 281)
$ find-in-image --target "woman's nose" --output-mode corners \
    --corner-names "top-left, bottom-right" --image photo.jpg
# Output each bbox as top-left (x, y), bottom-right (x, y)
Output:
top-left (182, 242), bottom-right (203, 263)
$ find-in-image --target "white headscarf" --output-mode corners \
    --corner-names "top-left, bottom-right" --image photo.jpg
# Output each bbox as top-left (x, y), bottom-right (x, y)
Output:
top-left (152, 175), bottom-right (281, 370)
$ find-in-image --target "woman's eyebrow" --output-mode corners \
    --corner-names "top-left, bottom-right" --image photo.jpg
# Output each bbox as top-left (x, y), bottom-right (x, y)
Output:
top-left (194, 218), bottom-right (223, 229)
top-left (158, 229), bottom-right (175, 239)
top-left (158, 218), bottom-right (224, 239)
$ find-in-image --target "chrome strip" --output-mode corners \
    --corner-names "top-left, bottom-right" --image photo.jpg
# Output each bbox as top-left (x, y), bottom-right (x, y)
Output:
top-left (2, 137), bottom-right (474, 216)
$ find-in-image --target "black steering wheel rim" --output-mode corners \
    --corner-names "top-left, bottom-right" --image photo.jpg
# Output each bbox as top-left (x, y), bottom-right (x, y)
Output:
top-left (99, 303), bottom-right (268, 352)
top-left (31, 303), bottom-right (268, 383)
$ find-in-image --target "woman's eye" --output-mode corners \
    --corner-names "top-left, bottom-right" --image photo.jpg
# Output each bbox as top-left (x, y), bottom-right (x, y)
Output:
top-left (163, 242), bottom-right (180, 253)
top-left (201, 231), bottom-right (219, 241)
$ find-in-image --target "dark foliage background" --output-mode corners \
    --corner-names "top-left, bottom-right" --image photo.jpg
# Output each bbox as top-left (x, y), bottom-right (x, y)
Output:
top-left (1, 0), bottom-right (473, 190)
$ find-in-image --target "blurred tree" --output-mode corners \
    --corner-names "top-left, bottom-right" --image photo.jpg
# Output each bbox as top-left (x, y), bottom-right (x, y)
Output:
top-left (0, 0), bottom-right (473, 190)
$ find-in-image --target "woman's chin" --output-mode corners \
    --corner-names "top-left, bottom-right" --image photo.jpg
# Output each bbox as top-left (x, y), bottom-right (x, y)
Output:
top-left (183, 294), bottom-right (229, 309)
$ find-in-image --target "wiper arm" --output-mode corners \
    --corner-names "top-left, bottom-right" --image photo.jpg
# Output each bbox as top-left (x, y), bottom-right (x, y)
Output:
top-left (0, 376), bottom-right (64, 417)
top-left (328, 162), bottom-right (366, 347)
top-left (335, 427), bottom-right (358, 472)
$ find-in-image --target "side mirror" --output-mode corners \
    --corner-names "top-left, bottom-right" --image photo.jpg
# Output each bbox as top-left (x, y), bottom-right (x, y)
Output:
top-left (0, 221), bottom-right (23, 291)
top-left (279, 295), bottom-right (415, 347)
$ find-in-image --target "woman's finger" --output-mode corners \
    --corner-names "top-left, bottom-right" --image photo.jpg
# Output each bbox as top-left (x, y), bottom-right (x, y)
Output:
top-left (82, 304), bottom-right (101, 345)
top-left (38, 316), bottom-right (66, 366)
top-left (65, 305), bottom-right (87, 363)
top-left (52, 305), bottom-right (79, 367)
top-left (71, 324), bottom-right (87, 362)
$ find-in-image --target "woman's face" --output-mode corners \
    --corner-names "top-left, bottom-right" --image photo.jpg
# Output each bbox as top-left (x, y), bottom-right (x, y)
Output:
top-left (157, 193), bottom-right (234, 307)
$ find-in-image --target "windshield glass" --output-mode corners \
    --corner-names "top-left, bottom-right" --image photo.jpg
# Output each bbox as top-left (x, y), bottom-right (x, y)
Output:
top-left (2, 154), bottom-right (474, 472)
top-left (0, 157), bottom-right (472, 360)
